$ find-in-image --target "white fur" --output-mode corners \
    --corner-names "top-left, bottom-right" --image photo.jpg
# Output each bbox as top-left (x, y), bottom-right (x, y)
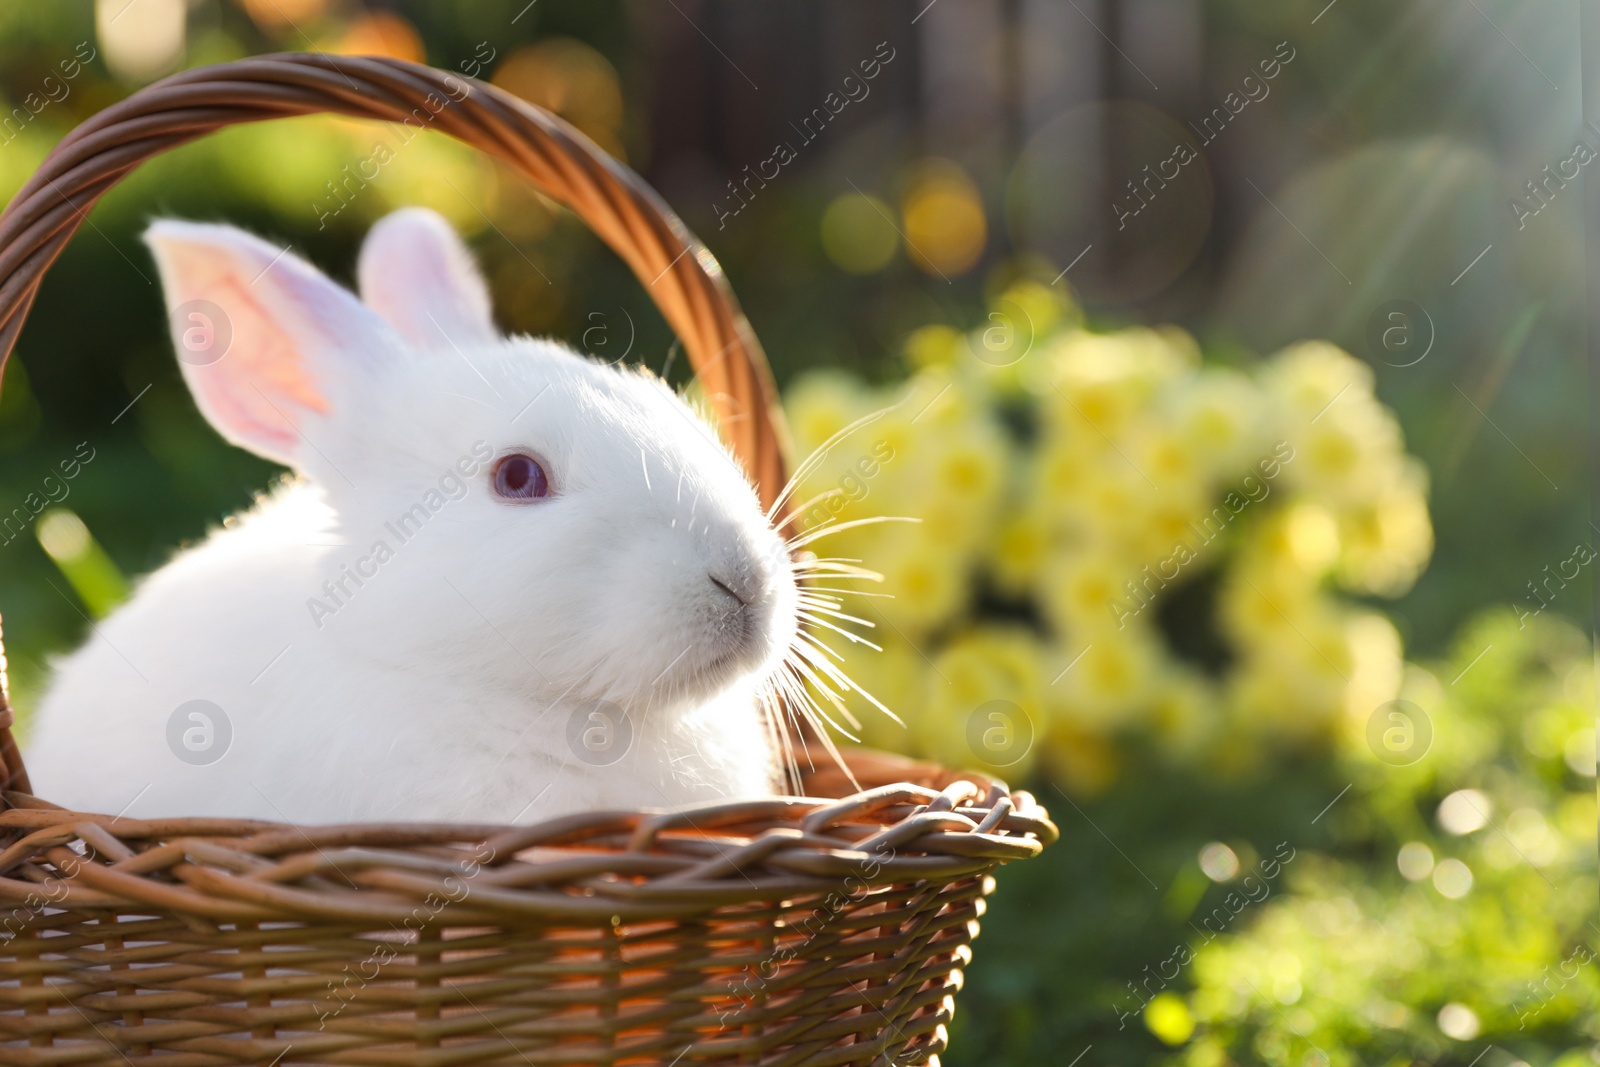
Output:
top-left (23, 209), bottom-right (793, 825)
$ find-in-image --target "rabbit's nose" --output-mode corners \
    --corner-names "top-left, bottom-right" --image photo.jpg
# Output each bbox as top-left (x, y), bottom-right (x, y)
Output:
top-left (701, 519), bottom-right (778, 599)
top-left (708, 571), bottom-right (754, 607)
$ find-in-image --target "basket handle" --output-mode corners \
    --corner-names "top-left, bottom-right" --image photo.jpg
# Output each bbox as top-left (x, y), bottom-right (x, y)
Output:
top-left (0, 53), bottom-right (792, 795)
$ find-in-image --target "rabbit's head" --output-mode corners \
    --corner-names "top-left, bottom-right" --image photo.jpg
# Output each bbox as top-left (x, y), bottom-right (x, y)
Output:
top-left (144, 209), bottom-right (798, 718)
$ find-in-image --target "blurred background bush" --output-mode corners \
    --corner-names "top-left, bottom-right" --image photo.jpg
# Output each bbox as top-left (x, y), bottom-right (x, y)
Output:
top-left (0, 2), bottom-right (1591, 1065)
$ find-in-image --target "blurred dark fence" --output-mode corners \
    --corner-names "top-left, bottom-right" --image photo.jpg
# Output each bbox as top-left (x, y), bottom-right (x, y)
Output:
top-left (629, 0), bottom-right (1584, 658)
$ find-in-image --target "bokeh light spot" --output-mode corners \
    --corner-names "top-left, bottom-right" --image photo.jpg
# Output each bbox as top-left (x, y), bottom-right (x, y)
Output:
top-left (97, 0), bottom-right (185, 81)
top-left (901, 159), bottom-right (987, 277)
top-left (1144, 992), bottom-right (1196, 1046)
top-left (1437, 789), bottom-right (1491, 835)
top-left (37, 510), bottom-right (89, 561)
top-left (494, 39), bottom-right (626, 159)
top-left (821, 193), bottom-right (898, 274)
top-left (332, 13), bottom-right (425, 63)
top-left (1198, 841), bottom-right (1240, 882)
top-left (1565, 726), bottom-right (1597, 777)
top-left (1436, 1002), bottom-right (1481, 1040)
top-left (1431, 858), bottom-right (1473, 899)
top-left (236, 0), bottom-right (329, 30)
top-left (1396, 841), bottom-right (1434, 881)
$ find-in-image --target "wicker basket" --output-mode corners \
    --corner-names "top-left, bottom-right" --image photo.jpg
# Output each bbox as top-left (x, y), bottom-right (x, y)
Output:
top-left (0, 54), bottom-right (1056, 1066)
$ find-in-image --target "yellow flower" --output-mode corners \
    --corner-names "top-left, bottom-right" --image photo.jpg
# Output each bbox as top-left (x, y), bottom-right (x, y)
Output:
top-left (1034, 328), bottom-right (1186, 440)
top-left (900, 367), bottom-right (976, 430)
top-left (1041, 548), bottom-right (1137, 637)
top-left (777, 299), bottom-right (1434, 784)
top-left (934, 435), bottom-right (1000, 498)
top-left (1137, 423), bottom-right (1202, 488)
top-left (1047, 625), bottom-right (1163, 731)
top-left (994, 279), bottom-right (1070, 341)
top-left (1342, 610), bottom-right (1404, 723)
top-left (1226, 656), bottom-right (1341, 745)
top-left (990, 504), bottom-right (1050, 596)
top-left (1126, 488), bottom-right (1213, 568)
top-left (873, 528), bottom-right (969, 635)
top-left (1293, 408), bottom-right (1403, 503)
top-left (1226, 605), bottom-right (1357, 742)
top-left (1255, 502), bottom-right (1342, 577)
top-left (914, 627), bottom-right (1046, 779)
top-left (1047, 465), bottom-right (1150, 546)
top-left (1166, 368), bottom-right (1266, 475)
top-left (904, 324), bottom-right (964, 370)
top-left (928, 417), bottom-right (1007, 494)
top-left (913, 424), bottom-right (1009, 546)
top-left (1260, 340), bottom-right (1373, 424)
top-left (1216, 557), bottom-right (1320, 656)
top-left (785, 369), bottom-right (874, 458)
top-left (1257, 347), bottom-right (1425, 534)
top-left (1337, 468), bottom-right (1433, 595)
top-left (1034, 436), bottom-right (1094, 497)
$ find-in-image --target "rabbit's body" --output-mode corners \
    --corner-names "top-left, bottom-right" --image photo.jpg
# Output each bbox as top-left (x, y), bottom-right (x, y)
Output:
top-left (23, 210), bottom-right (791, 824)
top-left (27, 482), bottom-right (774, 824)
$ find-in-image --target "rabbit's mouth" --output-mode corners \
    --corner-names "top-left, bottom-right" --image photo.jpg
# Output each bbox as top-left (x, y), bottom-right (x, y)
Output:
top-left (707, 584), bottom-right (775, 670)
top-left (640, 542), bottom-right (796, 703)
top-left (675, 573), bottom-right (785, 691)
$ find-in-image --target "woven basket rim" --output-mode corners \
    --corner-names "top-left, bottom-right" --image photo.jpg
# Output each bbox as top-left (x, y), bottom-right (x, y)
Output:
top-left (0, 749), bottom-right (1056, 925)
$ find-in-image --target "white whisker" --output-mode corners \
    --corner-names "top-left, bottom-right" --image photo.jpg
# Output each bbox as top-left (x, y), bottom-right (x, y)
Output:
top-left (794, 585), bottom-right (896, 599)
top-left (787, 515), bottom-right (920, 550)
top-left (791, 560), bottom-right (884, 582)
top-left (766, 394), bottom-right (912, 523)
top-left (796, 610), bottom-right (882, 650)
top-left (791, 634), bottom-right (905, 727)
top-left (784, 486), bottom-right (851, 524)
top-left (796, 601), bottom-right (876, 629)
top-left (792, 632), bottom-right (852, 668)
top-left (775, 670), bottom-right (824, 784)
top-left (783, 657), bottom-right (861, 737)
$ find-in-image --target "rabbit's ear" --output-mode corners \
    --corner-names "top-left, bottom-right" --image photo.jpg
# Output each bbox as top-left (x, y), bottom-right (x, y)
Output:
top-left (357, 207), bottom-right (497, 350)
top-left (144, 220), bottom-right (395, 470)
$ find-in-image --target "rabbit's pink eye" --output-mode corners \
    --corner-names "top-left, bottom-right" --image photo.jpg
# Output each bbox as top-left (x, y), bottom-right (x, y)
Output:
top-left (492, 453), bottom-right (548, 501)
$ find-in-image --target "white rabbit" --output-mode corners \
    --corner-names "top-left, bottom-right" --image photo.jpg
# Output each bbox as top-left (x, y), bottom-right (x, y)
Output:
top-left (22, 207), bottom-right (802, 825)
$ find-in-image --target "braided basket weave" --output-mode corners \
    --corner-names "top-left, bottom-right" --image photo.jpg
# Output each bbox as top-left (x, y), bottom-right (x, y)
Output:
top-left (0, 54), bottom-right (1056, 1066)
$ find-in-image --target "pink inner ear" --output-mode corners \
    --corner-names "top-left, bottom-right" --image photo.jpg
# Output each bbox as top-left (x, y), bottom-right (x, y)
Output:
top-left (358, 208), bottom-right (496, 349)
top-left (154, 233), bottom-right (335, 463)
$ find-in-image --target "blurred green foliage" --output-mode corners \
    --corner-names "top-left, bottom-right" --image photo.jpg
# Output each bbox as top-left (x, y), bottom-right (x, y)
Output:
top-left (956, 611), bottom-right (1596, 1065)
